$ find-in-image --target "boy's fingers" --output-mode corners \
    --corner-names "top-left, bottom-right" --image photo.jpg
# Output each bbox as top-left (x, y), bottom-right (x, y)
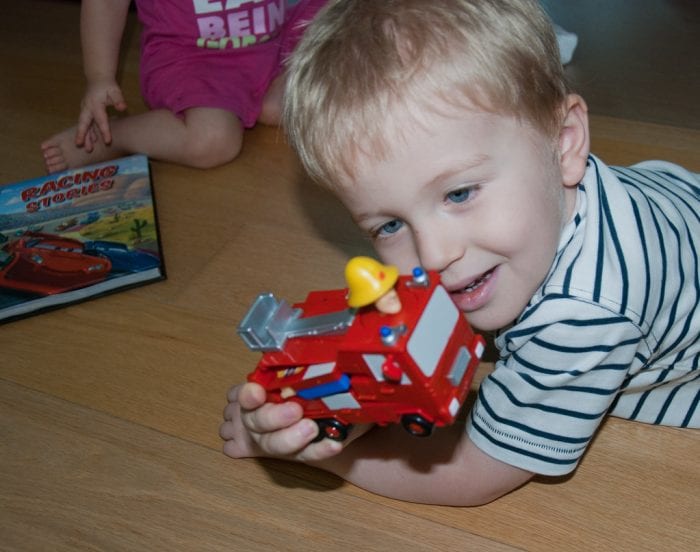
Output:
top-left (220, 412), bottom-right (342, 460)
top-left (223, 382), bottom-right (346, 458)
top-left (242, 401), bottom-right (304, 433)
top-left (256, 418), bottom-right (319, 456)
top-left (294, 424), bottom-right (370, 462)
top-left (296, 437), bottom-right (344, 462)
top-left (218, 419), bottom-right (247, 442)
top-left (221, 384), bottom-right (262, 423)
top-left (226, 384), bottom-right (242, 403)
top-left (222, 434), bottom-right (259, 459)
top-left (222, 401), bottom-right (239, 421)
top-left (236, 382), bottom-right (267, 409)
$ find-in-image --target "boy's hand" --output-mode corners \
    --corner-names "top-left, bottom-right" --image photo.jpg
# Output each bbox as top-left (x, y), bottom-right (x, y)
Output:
top-left (75, 79), bottom-right (127, 151)
top-left (220, 383), bottom-right (359, 463)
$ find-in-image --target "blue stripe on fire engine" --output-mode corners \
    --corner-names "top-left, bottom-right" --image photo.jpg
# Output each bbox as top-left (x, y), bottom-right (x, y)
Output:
top-left (297, 374), bottom-right (351, 400)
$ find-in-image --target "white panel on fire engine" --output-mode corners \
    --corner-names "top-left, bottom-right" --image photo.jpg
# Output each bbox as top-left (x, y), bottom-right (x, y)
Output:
top-left (362, 354), bottom-right (412, 385)
top-left (407, 285), bottom-right (459, 377)
top-left (448, 346), bottom-right (471, 386)
top-left (322, 392), bottom-right (361, 411)
top-left (303, 362), bottom-right (336, 380)
top-left (474, 339), bottom-right (486, 359)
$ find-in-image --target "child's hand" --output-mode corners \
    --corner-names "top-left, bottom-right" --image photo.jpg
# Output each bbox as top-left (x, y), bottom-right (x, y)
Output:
top-left (75, 79), bottom-right (128, 151)
top-left (220, 383), bottom-right (364, 463)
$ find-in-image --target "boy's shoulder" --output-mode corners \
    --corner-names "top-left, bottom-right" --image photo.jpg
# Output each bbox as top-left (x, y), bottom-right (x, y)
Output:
top-left (526, 153), bottom-right (698, 341)
top-left (608, 157), bottom-right (700, 194)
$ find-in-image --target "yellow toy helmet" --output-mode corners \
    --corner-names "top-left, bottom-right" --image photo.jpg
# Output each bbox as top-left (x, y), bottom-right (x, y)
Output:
top-left (345, 256), bottom-right (399, 308)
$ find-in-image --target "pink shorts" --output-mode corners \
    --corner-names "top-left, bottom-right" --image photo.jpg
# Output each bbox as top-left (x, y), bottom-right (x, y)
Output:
top-left (138, 0), bottom-right (327, 127)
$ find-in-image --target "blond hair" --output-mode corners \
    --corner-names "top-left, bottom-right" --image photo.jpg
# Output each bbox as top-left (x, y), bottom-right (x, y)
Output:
top-left (284, 0), bottom-right (570, 185)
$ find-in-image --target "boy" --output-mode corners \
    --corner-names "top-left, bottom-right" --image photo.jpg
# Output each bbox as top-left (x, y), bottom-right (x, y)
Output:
top-left (220, 0), bottom-right (699, 506)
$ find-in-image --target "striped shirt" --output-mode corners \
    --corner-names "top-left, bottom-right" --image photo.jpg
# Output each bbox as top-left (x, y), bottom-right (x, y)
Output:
top-left (467, 155), bottom-right (700, 475)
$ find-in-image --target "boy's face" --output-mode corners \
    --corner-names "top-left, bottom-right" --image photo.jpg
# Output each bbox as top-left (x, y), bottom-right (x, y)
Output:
top-left (335, 103), bottom-right (578, 330)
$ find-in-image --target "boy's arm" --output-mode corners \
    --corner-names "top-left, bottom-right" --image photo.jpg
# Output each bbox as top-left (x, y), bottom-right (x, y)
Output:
top-left (221, 383), bottom-right (533, 506)
top-left (77, 0), bottom-right (132, 147)
top-left (310, 422), bottom-right (533, 506)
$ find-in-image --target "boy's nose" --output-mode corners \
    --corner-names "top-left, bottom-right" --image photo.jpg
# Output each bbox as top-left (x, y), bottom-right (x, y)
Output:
top-left (414, 226), bottom-right (463, 274)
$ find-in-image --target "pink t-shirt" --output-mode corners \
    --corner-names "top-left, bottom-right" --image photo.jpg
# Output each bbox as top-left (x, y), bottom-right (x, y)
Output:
top-left (136, 0), bottom-right (326, 126)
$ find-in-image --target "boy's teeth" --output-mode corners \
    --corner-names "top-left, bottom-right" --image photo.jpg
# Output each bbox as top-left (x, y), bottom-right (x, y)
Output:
top-left (465, 278), bottom-right (482, 292)
top-left (463, 270), bottom-right (491, 292)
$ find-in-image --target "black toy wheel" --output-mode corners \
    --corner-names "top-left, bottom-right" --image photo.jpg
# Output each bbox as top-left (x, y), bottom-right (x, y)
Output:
top-left (401, 414), bottom-right (434, 437)
top-left (313, 419), bottom-right (351, 442)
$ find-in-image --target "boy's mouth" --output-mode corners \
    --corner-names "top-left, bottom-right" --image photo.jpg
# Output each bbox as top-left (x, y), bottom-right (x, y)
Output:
top-left (448, 267), bottom-right (497, 312)
top-left (461, 269), bottom-right (494, 293)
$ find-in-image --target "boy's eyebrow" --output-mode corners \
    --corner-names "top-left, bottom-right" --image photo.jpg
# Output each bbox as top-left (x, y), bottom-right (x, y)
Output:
top-left (351, 210), bottom-right (378, 225)
top-left (424, 154), bottom-right (491, 189)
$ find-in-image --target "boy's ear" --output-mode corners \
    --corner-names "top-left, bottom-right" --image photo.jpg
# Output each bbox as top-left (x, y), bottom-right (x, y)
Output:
top-left (558, 94), bottom-right (590, 187)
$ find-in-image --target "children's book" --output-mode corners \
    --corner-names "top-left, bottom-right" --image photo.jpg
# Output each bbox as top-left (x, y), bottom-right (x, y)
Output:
top-left (0, 154), bottom-right (165, 323)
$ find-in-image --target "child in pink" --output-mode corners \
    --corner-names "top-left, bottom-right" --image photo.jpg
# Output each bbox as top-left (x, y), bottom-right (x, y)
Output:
top-left (41, 0), bottom-right (327, 172)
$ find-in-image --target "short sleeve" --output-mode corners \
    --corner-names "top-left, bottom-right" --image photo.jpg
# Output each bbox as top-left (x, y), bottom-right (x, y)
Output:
top-left (467, 299), bottom-right (645, 475)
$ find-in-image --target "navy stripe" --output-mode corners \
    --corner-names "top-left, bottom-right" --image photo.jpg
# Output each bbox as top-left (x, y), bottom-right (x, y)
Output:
top-left (599, 179), bottom-right (629, 312)
top-left (504, 312), bottom-right (630, 341)
top-left (647, 211), bottom-right (685, 358)
top-left (511, 351), bottom-right (630, 376)
top-left (477, 386), bottom-right (590, 444)
top-left (592, 159), bottom-right (606, 302)
top-left (682, 388), bottom-right (700, 428)
top-left (487, 376), bottom-right (608, 420)
top-left (562, 201), bottom-right (584, 294)
top-left (655, 383), bottom-right (682, 425)
top-left (629, 198), bottom-right (651, 324)
top-left (471, 417), bottom-right (582, 467)
top-left (629, 368), bottom-right (672, 421)
top-left (517, 372), bottom-right (621, 396)
top-left (529, 335), bottom-right (641, 354)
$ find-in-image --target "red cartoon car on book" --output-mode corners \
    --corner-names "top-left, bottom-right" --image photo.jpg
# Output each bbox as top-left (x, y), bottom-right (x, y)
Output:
top-left (238, 258), bottom-right (486, 441)
top-left (0, 231), bottom-right (111, 295)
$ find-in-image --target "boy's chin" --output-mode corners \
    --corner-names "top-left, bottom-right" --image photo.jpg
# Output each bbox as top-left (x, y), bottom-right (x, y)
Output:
top-left (465, 308), bottom-right (519, 333)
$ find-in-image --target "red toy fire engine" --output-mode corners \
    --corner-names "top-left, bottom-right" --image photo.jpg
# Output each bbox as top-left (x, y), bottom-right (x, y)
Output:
top-left (238, 257), bottom-right (486, 441)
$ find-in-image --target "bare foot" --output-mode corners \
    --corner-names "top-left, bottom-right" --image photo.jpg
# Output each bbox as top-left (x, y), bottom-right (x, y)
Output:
top-left (40, 126), bottom-right (122, 173)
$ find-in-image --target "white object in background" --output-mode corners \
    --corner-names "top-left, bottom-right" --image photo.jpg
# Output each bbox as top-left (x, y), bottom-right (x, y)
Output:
top-left (554, 23), bottom-right (578, 64)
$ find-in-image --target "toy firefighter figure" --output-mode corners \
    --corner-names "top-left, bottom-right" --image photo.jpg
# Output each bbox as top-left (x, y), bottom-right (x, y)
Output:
top-left (345, 256), bottom-right (402, 314)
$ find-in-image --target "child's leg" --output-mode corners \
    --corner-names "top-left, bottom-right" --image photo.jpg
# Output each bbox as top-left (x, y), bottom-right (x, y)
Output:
top-left (256, 0), bottom-right (328, 127)
top-left (258, 73), bottom-right (285, 126)
top-left (41, 107), bottom-right (244, 171)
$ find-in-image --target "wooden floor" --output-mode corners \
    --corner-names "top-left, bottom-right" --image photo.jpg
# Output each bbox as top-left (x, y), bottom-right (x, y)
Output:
top-left (1, 2), bottom-right (698, 551)
top-left (542, 0), bottom-right (700, 130)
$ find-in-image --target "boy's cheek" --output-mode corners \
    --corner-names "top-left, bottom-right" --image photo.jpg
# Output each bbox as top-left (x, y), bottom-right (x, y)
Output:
top-left (373, 242), bottom-right (419, 274)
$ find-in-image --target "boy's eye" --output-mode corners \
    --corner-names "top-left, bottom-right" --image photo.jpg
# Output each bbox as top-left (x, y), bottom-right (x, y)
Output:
top-left (374, 219), bottom-right (404, 237)
top-left (446, 187), bottom-right (472, 203)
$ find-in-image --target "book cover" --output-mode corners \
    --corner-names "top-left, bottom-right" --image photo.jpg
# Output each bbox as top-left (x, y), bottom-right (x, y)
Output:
top-left (0, 154), bottom-right (165, 323)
